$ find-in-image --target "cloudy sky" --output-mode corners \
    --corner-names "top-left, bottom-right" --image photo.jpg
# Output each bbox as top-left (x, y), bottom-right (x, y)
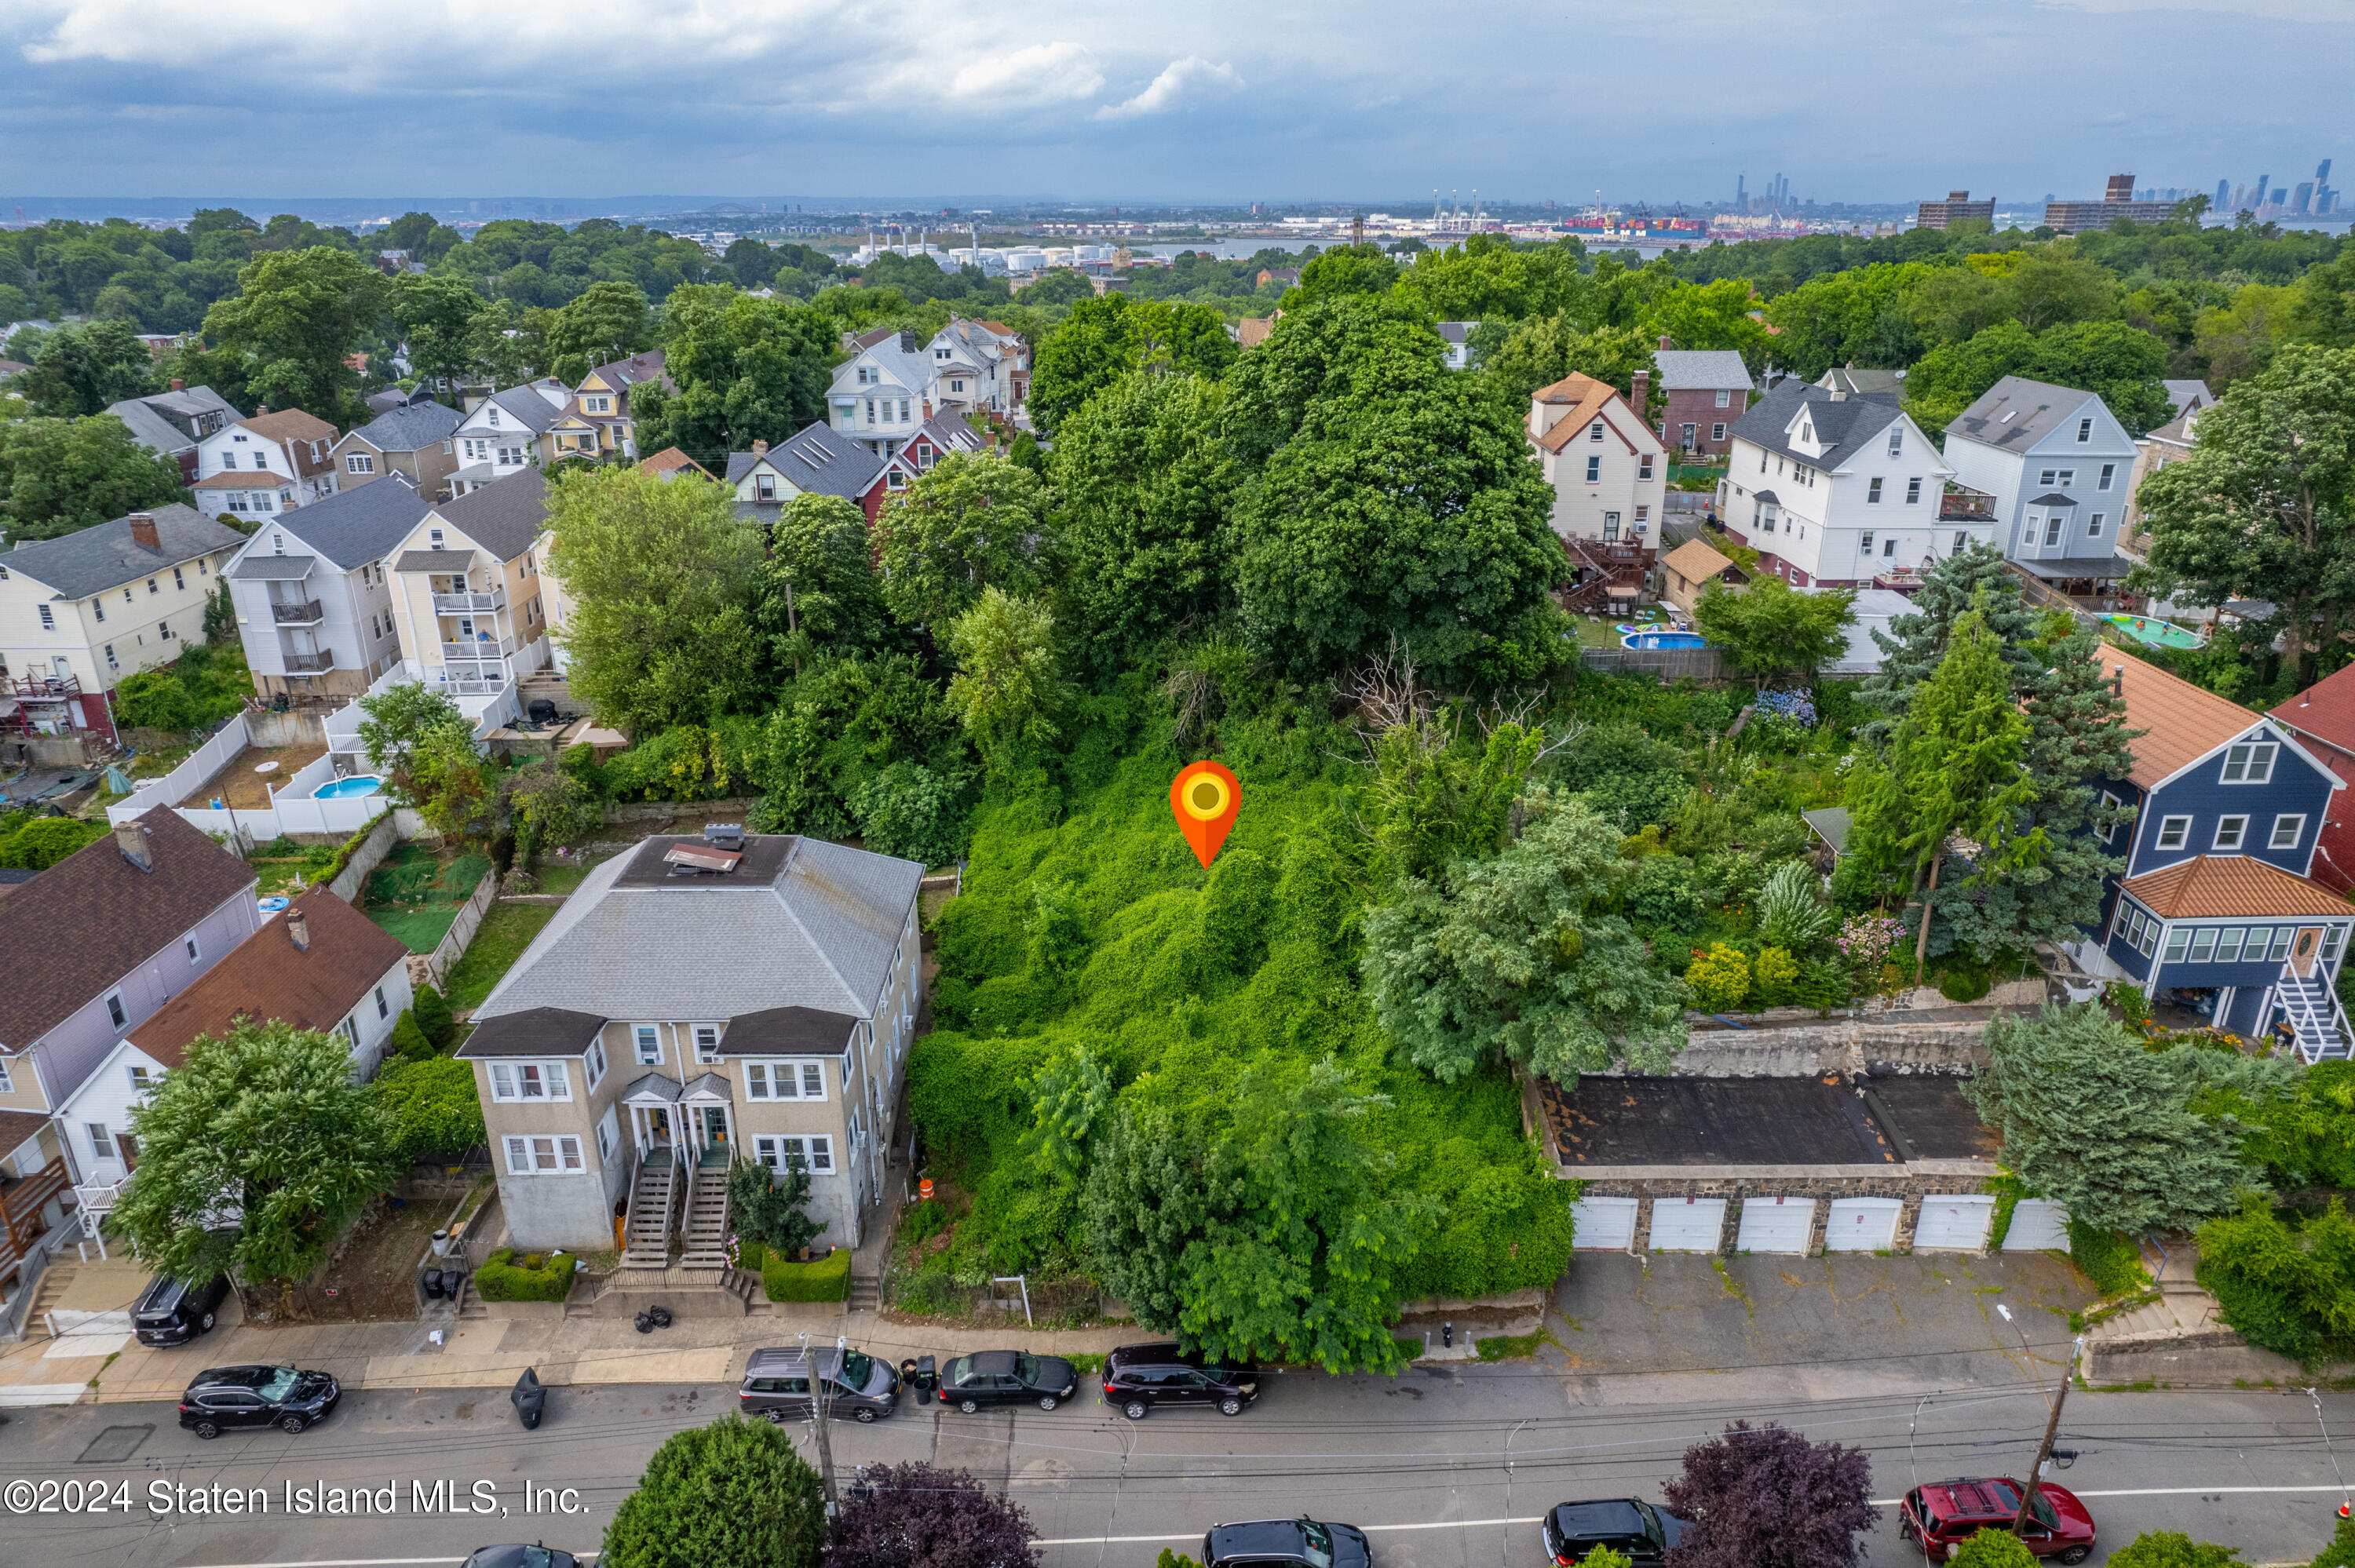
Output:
top-left (1, 0), bottom-right (2347, 206)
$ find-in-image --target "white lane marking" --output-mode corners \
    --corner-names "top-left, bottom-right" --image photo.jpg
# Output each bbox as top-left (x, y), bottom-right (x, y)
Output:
top-left (1037, 1518), bottom-right (1547, 1544)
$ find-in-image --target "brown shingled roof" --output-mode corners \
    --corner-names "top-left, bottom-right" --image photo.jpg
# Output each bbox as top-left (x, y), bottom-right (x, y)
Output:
top-left (2120, 855), bottom-right (2354, 921)
top-left (1530, 373), bottom-right (1639, 455)
top-left (129, 888), bottom-right (411, 1069)
top-left (637, 447), bottom-right (710, 478)
top-left (2106, 644), bottom-right (2270, 789)
top-left (0, 809), bottom-right (256, 1053)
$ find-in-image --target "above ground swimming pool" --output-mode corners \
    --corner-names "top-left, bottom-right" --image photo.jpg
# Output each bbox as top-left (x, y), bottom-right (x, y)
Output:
top-left (1622, 631), bottom-right (1710, 650)
top-left (312, 774), bottom-right (385, 800)
top-left (2103, 613), bottom-right (2207, 651)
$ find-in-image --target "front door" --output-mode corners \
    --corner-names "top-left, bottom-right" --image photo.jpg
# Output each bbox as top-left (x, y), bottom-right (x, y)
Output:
top-left (115, 1133), bottom-right (139, 1172)
top-left (642, 1106), bottom-right (672, 1150)
top-left (2295, 927), bottom-right (2324, 977)
top-left (702, 1106), bottom-right (728, 1152)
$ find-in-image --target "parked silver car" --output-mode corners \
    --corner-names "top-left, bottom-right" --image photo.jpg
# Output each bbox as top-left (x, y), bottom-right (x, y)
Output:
top-left (738, 1344), bottom-right (900, 1424)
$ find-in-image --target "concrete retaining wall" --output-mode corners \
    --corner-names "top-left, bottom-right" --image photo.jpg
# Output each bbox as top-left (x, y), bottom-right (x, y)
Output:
top-left (244, 708), bottom-right (329, 748)
top-left (1595, 1019), bottom-right (1990, 1079)
top-left (2084, 1329), bottom-right (2305, 1388)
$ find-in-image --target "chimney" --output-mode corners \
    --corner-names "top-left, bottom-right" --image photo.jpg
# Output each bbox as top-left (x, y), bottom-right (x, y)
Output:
top-left (287, 907), bottom-right (310, 952)
top-left (169, 378), bottom-right (184, 392)
top-left (1629, 368), bottom-right (1649, 411)
top-left (2112, 664), bottom-right (2125, 697)
top-left (1658, 334), bottom-right (1672, 352)
top-left (750, 438), bottom-right (769, 458)
top-left (900, 330), bottom-right (918, 355)
top-left (128, 513), bottom-right (159, 552)
top-left (256, 403), bottom-right (270, 415)
top-left (114, 819), bottom-right (153, 871)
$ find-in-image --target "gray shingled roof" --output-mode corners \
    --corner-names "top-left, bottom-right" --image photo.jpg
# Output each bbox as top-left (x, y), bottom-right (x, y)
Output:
top-left (1817, 366), bottom-right (1904, 399)
top-left (1946, 375), bottom-right (2101, 452)
top-left (1654, 349), bottom-right (1753, 391)
top-left (1725, 381), bottom-right (1908, 473)
top-left (429, 468), bottom-right (547, 561)
top-left (475, 833), bottom-right (922, 1026)
top-left (749, 422), bottom-right (884, 501)
top-left (474, 385), bottom-right (560, 435)
top-left (2162, 379), bottom-right (2214, 418)
top-left (104, 385), bottom-right (237, 455)
top-left (5, 505), bottom-right (245, 599)
top-left (343, 399), bottom-right (462, 454)
top-left (233, 472), bottom-right (429, 571)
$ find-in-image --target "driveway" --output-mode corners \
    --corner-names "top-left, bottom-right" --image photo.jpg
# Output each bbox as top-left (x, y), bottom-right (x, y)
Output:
top-left (1552, 1251), bottom-right (2095, 1403)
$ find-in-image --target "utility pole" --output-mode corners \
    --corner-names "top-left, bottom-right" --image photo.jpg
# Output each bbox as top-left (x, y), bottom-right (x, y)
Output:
top-left (2012, 1333), bottom-right (2085, 1533)
top-left (802, 1331), bottom-right (840, 1516)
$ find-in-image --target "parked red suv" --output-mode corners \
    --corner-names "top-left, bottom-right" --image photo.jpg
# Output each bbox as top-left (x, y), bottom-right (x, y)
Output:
top-left (1900, 1479), bottom-right (2095, 1563)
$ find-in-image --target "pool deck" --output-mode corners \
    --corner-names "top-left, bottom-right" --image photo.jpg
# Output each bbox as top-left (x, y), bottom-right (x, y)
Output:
top-left (177, 741), bottom-right (327, 810)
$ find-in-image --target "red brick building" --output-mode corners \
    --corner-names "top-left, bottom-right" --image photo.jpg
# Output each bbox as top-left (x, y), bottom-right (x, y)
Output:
top-left (1652, 341), bottom-right (1754, 458)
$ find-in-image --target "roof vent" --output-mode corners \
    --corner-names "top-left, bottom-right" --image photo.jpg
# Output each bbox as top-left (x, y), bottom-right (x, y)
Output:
top-left (2113, 664), bottom-right (2125, 697)
top-left (703, 823), bottom-right (745, 850)
top-left (664, 842), bottom-right (742, 875)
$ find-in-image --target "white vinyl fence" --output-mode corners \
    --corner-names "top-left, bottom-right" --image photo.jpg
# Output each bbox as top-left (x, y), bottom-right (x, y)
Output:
top-left (108, 709), bottom-right (386, 839)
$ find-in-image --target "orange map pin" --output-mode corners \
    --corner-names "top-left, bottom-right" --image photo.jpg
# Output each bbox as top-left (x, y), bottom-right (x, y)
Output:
top-left (1170, 760), bottom-right (1241, 868)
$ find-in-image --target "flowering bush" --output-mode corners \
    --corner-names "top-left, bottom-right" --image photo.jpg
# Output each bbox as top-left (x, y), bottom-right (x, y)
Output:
top-left (1836, 914), bottom-right (1908, 990)
top-left (1755, 688), bottom-right (1818, 726)
top-left (1688, 943), bottom-right (1753, 1012)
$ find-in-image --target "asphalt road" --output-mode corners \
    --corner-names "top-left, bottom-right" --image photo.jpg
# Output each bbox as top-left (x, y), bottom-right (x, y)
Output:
top-left (5, 1364), bottom-right (2353, 1568)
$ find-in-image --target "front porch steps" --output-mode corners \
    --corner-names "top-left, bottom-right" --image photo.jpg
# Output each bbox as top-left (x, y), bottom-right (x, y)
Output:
top-left (677, 1165), bottom-right (732, 1267)
top-left (2278, 966), bottom-right (2352, 1063)
top-left (620, 1160), bottom-right (677, 1268)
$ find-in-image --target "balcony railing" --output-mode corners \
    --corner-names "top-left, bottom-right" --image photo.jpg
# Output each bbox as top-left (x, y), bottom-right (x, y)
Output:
top-left (432, 589), bottom-right (505, 613)
top-left (440, 637), bottom-right (517, 664)
top-left (1938, 484), bottom-right (1998, 523)
top-left (271, 599), bottom-right (324, 625)
top-left (2, 1156), bottom-right (69, 1260)
top-left (2, 673), bottom-right (80, 700)
top-left (283, 650), bottom-right (336, 673)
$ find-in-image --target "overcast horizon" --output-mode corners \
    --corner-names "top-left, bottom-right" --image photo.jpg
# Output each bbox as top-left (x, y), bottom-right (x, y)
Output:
top-left (2, 0), bottom-right (2349, 211)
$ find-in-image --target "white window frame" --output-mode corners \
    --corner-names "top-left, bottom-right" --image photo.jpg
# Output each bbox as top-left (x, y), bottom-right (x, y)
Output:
top-left (1868, 478), bottom-right (1882, 504)
top-left (2163, 925), bottom-right (2189, 963)
top-left (2097, 791), bottom-right (2123, 845)
top-left (347, 454), bottom-right (374, 474)
top-left (1584, 454), bottom-right (1601, 483)
top-left (585, 1037), bottom-right (608, 1091)
top-left (2269, 925), bottom-right (2295, 961)
top-left (2077, 418), bottom-right (2094, 443)
top-left (127, 1063), bottom-right (152, 1093)
top-left (505, 1135), bottom-right (584, 1175)
top-left (2215, 928), bottom-right (2246, 963)
top-left (2088, 512), bottom-right (2105, 538)
top-left (753, 1134), bottom-right (835, 1175)
top-left (596, 1107), bottom-right (619, 1162)
top-left (1711, 421), bottom-right (1726, 442)
top-left (2098, 463), bottom-right (2116, 491)
top-left (1905, 477), bottom-right (1922, 505)
top-left (634, 1025), bottom-right (662, 1065)
top-left (1638, 454), bottom-right (1654, 480)
top-left (38, 603), bottom-right (53, 631)
top-left (2213, 815), bottom-right (2249, 851)
top-left (2153, 815), bottom-right (2191, 851)
top-left (105, 991), bottom-right (126, 1031)
top-left (1715, 388), bottom-right (1732, 409)
top-left (375, 983), bottom-right (389, 1019)
top-left (2221, 741), bottom-right (2278, 784)
top-left (0, 1060), bottom-right (11, 1093)
top-left (2272, 814), bottom-right (2308, 850)
top-left (487, 1060), bottom-right (573, 1102)
top-left (184, 932), bottom-right (201, 963)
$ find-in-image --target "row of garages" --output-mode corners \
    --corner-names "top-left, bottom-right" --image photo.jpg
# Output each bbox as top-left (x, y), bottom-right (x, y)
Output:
top-left (1572, 1191), bottom-right (2068, 1256)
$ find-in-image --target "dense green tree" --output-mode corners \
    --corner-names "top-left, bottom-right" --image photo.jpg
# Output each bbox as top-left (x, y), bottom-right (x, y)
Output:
top-left (1047, 370), bottom-right (1234, 673)
top-left (2107, 1531), bottom-right (2247, 1568)
top-left (199, 246), bottom-right (387, 424)
top-left (1393, 234), bottom-right (1589, 323)
top-left (16, 319), bottom-right (159, 417)
top-left (751, 652), bottom-right (969, 845)
top-left (1362, 714), bottom-right (1542, 883)
top-left (541, 279), bottom-right (654, 383)
top-left (759, 492), bottom-right (892, 667)
top-left (728, 1152), bottom-right (820, 1256)
top-left (1026, 294), bottom-right (1236, 432)
top-left (0, 815), bottom-right (108, 870)
top-left (1693, 576), bottom-right (1856, 684)
top-left (630, 286), bottom-right (831, 460)
top-left (1364, 788), bottom-right (1689, 1082)
top-left (824, 1461), bottom-right (1036, 1568)
top-left (1219, 294), bottom-right (1441, 466)
top-left (1967, 1005), bottom-right (2264, 1234)
top-left (0, 414), bottom-right (193, 542)
top-left (356, 682), bottom-right (475, 799)
top-left (871, 453), bottom-right (1054, 627)
top-left (1906, 318), bottom-right (2171, 435)
top-left (601, 1415), bottom-right (824, 1568)
top-left (372, 1056), bottom-right (487, 1160)
top-left (1014, 268), bottom-right (1095, 308)
top-left (944, 588), bottom-right (1068, 768)
top-left (1084, 1056), bottom-right (1437, 1373)
top-left (545, 465), bottom-right (765, 731)
top-left (1482, 318), bottom-right (1661, 410)
top-left (2131, 346), bottom-right (2355, 687)
top-left (2293, 250), bottom-right (2355, 349)
top-left (387, 272), bottom-right (491, 391)
top-left (1763, 262), bottom-right (1934, 381)
top-left (115, 1019), bottom-right (404, 1288)
top-left (1283, 242), bottom-right (1400, 303)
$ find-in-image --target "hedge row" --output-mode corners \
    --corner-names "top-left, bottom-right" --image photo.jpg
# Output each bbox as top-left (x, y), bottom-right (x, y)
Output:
top-left (762, 1247), bottom-right (849, 1303)
top-left (476, 1247), bottom-right (576, 1302)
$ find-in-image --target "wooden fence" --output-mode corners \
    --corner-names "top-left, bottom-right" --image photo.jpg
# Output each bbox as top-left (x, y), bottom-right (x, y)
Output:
top-left (1581, 646), bottom-right (1729, 682)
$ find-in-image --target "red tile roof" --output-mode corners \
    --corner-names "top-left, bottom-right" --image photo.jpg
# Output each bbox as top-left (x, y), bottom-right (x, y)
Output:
top-left (2105, 645), bottom-right (2268, 788)
top-left (129, 887), bottom-right (411, 1069)
top-left (2272, 662), bottom-right (2355, 763)
top-left (2120, 855), bottom-right (2354, 921)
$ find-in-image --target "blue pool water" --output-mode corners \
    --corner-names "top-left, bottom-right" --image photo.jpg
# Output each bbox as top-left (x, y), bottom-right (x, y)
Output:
top-left (1622, 632), bottom-right (1710, 650)
top-left (313, 775), bottom-right (385, 800)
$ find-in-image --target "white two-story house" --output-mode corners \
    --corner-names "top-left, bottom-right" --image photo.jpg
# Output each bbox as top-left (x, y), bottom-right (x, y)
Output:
top-left (1527, 372), bottom-right (1667, 547)
top-left (225, 476), bottom-right (425, 698)
top-left (829, 328), bottom-right (935, 459)
top-left (1717, 383), bottom-right (1984, 588)
top-left (447, 382), bottom-right (567, 498)
top-left (189, 408), bottom-right (341, 520)
top-left (385, 469), bottom-right (553, 704)
top-left (1942, 376), bottom-right (2141, 603)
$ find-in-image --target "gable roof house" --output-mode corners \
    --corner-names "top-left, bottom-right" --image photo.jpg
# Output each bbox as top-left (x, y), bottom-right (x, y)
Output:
top-left (549, 350), bottom-right (672, 463)
top-left (870, 414), bottom-right (988, 509)
top-left (2071, 647), bottom-right (2353, 1057)
top-left (328, 399), bottom-right (464, 502)
top-left (926, 318), bottom-right (1024, 416)
top-left (190, 407), bottom-right (342, 521)
top-left (1815, 365), bottom-right (1904, 400)
top-left (1718, 381), bottom-right (1968, 590)
top-left (827, 328), bottom-right (938, 460)
top-left (383, 469), bottom-right (553, 710)
top-left (1659, 537), bottom-right (1747, 616)
top-left (457, 830), bottom-right (926, 1256)
top-left (1528, 372), bottom-right (1666, 612)
top-left (2269, 663), bottom-right (2355, 897)
top-left (0, 809), bottom-right (259, 1307)
top-left (1, 508), bottom-right (246, 718)
top-left (1655, 341), bottom-right (1755, 457)
top-left (104, 384), bottom-right (239, 481)
top-left (1941, 376), bottom-right (2141, 605)
top-left (447, 384), bottom-right (565, 498)
top-left (225, 475), bottom-right (427, 697)
top-left (725, 422), bottom-right (886, 524)
top-left (1436, 322), bottom-right (1474, 370)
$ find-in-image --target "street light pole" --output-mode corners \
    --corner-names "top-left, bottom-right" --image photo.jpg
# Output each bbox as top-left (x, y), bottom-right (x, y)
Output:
top-left (2012, 1333), bottom-right (2086, 1534)
top-left (801, 1331), bottom-right (841, 1516)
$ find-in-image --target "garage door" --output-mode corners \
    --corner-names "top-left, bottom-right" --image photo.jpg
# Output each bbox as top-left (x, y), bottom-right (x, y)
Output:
top-left (1913, 1194), bottom-right (1996, 1252)
top-left (1734, 1195), bottom-right (1814, 1254)
top-left (1571, 1195), bottom-right (1639, 1251)
top-left (1824, 1197), bottom-right (1902, 1252)
top-left (2003, 1199), bottom-right (2070, 1251)
top-left (1647, 1196), bottom-right (1727, 1253)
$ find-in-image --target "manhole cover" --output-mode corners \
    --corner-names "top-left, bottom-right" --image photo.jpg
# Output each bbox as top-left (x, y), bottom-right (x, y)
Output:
top-left (78, 1425), bottom-right (152, 1464)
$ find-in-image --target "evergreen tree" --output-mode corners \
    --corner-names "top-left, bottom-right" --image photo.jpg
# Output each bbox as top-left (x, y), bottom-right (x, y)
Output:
top-left (1860, 542), bottom-right (2040, 718)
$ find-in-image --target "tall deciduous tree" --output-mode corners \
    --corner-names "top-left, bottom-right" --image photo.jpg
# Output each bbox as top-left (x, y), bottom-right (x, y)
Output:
top-left (823, 1462), bottom-right (1036, 1568)
top-left (631, 286), bottom-right (831, 458)
top-left (601, 1415), bottom-right (824, 1568)
top-left (16, 319), bottom-right (159, 417)
top-left (1026, 294), bottom-right (1236, 433)
top-left (1482, 318), bottom-right (1661, 411)
top-left (199, 246), bottom-right (387, 425)
top-left (542, 279), bottom-right (654, 384)
top-left (944, 587), bottom-right (1068, 768)
top-left (0, 414), bottom-right (193, 542)
top-left (872, 453), bottom-right (1054, 627)
top-left (1662, 1421), bottom-right (1877, 1568)
top-left (1693, 576), bottom-right (1856, 685)
top-left (1363, 788), bottom-right (1689, 1082)
top-left (2130, 345), bottom-right (2355, 688)
top-left (356, 681), bottom-right (475, 798)
top-left (759, 492), bottom-right (892, 667)
top-left (545, 465), bottom-right (765, 731)
top-left (115, 1020), bottom-right (404, 1288)
top-left (388, 272), bottom-right (491, 391)
top-left (1967, 1005), bottom-right (2265, 1234)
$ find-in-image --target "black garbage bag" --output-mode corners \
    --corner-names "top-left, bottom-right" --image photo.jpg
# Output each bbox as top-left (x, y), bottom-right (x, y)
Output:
top-left (512, 1366), bottom-right (546, 1430)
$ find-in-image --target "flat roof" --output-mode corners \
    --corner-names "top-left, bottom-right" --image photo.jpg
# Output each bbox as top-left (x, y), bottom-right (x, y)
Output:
top-left (1539, 1073), bottom-right (1986, 1170)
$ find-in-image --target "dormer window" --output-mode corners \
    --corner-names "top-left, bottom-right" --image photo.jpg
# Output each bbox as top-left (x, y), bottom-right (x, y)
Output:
top-left (1588, 421), bottom-right (1604, 442)
top-left (429, 528), bottom-right (446, 549)
top-left (1801, 421), bottom-right (1813, 443)
top-left (487, 407), bottom-right (500, 426)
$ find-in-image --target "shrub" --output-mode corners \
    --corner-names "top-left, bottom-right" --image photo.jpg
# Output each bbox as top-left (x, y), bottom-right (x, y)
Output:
top-left (411, 983), bottom-right (455, 1052)
top-left (1937, 965), bottom-right (1993, 1003)
top-left (601, 1413), bottom-right (823, 1568)
top-left (1686, 943), bottom-right (1751, 1012)
top-left (2308, 1514), bottom-right (2355, 1568)
top-left (1753, 946), bottom-right (1799, 1007)
top-left (1624, 854), bottom-right (1706, 929)
top-left (2068, 1219), bottom-right (2152, 1299)
top-left (474, 1246), bottom-right (575, 1302)
top-left (824, 1460), bottom-right (1035, 1568)
top-left (0, 815), bottom-right (107, 870)
top-left (2107, 1531), bottom-right (2245, 1568)
top-left (1795, 957), bottom-right (1849, 1014)
top-left (1951, 1529), bottom-right (2039, 1568)
top-left (374, 1055), bottom-right (486, 1160)
top-left (2196, 1198), bottom-right (2355, 1368)
top-left (1755, 859), bottom-right (1832, 950)
top-left (729, 1155), bottom-right (820, 1256)
top-left (849, 760), bottom-right (969, 865)
top-left (762, 1246), bottom-right (850, 1303)
top-left (389, 1009), bottom-right (435, 1063)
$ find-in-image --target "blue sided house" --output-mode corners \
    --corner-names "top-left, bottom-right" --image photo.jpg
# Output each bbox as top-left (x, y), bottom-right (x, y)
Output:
top-left (2069, 647), bottom-right (2355, 1059)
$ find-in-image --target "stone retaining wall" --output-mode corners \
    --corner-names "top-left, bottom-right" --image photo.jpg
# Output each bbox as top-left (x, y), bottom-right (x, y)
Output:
top-left (1597, 1019), bottom-right (1988, 1079)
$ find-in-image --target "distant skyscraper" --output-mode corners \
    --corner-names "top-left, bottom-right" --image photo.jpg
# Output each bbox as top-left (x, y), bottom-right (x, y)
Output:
top-left (2272, 188), bottom-right (2289, 206)
top-left (2293, 181), bottom-right (2317, 215)
top-left (2252, 173), bottom-right (2270, 213)
top-left (2215, 178), bottom-right (2231, 212)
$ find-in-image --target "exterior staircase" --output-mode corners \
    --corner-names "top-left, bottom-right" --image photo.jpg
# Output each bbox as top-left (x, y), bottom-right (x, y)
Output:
top-left (25, 1264), bottom-right (75, 1335)
top-left (678, 1165), bottom-right (732, 1267)
top-left (848, 1272), bottom-right (881, 1311)
top-left (621, 1159), bottom-right (678, 1268)
top-left (2276, 965), bottom-right (2351, 1063)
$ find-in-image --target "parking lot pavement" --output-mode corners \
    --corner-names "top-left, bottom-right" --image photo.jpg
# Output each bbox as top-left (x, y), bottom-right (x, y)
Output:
top-left (1552, 1251), bottom-right (2097, 1402)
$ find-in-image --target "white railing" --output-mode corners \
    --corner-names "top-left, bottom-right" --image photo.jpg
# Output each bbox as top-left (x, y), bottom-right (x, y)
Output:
top-left (325, 665), bottom-right (409, 760)
top-left (2278, 965), bottom-right (2352, 1064)
top-left (433, 589), bottom-right (505, 613)
top-left (440, 636), bottom-right (517, 662)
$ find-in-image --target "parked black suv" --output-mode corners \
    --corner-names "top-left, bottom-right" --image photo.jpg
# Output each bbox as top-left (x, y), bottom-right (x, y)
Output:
top-left (1204, 1516), bottom-right (1371, 1568)
top-left (1540, 1499), bottom-right (1688, 1567)
top-left (133, 1273), bottom-right (231, 1347)
top-left (178, 1365), bottom-right (341, 1439)
top-left (462, 1548), bottom-right (582, 1568)
top-left (1101, 1341), bottom-right (1258, 1420)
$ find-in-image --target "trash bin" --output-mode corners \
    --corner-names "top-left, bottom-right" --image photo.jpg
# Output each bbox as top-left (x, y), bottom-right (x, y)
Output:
top-left (431, 1229), bottom-right (451, 1258)
top-left (913, 1355), bottom-right (937, 1396)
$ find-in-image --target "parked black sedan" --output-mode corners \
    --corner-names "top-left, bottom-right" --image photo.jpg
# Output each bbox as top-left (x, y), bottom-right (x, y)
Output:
top-left (462, 1548), bottom-right (582, 1568)
top-left (178, 1365), bottom-right (341, 1439)
top-left (937, 1349), bottom-right (1079, 1413)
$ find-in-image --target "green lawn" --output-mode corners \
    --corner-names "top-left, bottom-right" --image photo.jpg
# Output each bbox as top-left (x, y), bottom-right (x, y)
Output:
top-left (362, 844), bottom-right (496, 954)
top-left (444, 900), bottom-right (558, 1011)
top-left (530, 849), bottom-right (614, 898)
